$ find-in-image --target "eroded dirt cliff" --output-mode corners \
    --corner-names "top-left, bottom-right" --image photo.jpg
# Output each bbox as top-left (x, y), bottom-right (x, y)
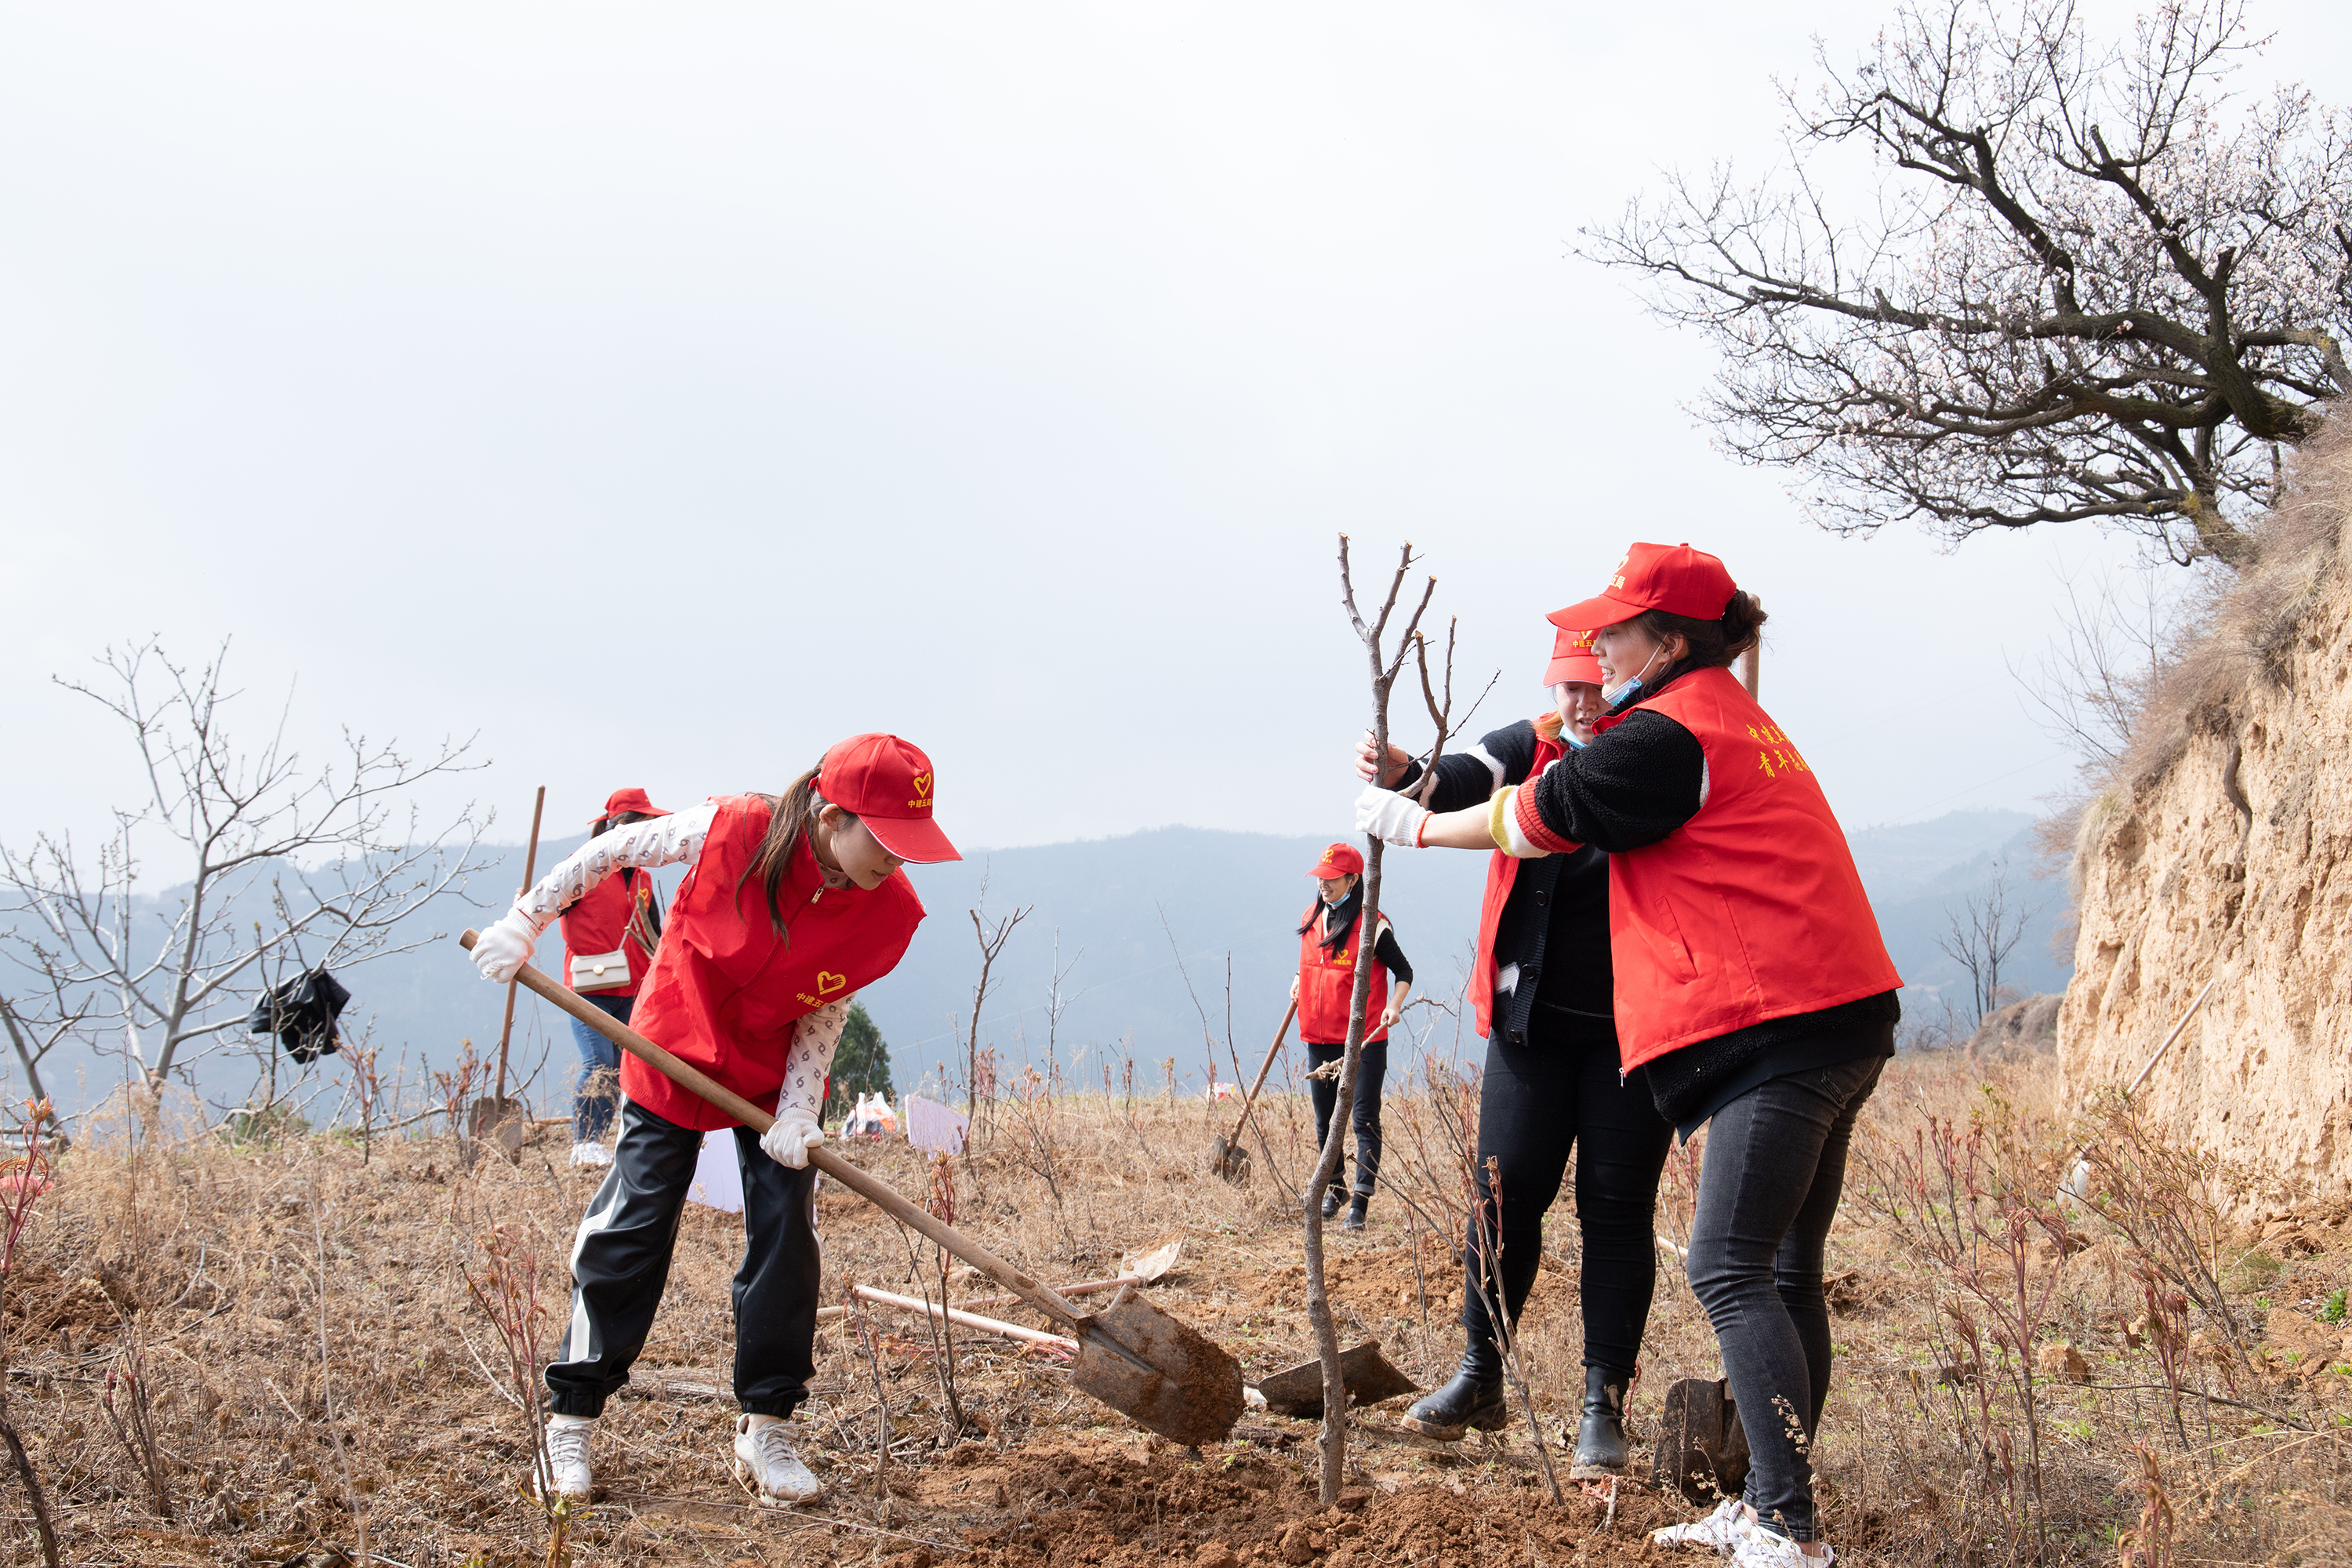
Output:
top-left (2062, 424), bottom-right (2352, 1196)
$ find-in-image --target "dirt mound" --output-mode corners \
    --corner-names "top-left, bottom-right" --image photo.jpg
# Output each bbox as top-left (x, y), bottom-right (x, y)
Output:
top-left (938, 1439), bottom-right (1675, 1566)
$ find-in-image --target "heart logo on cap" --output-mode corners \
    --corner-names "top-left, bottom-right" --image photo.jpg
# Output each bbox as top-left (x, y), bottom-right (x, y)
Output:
top-left (911, 771), bottom-right (931, 797)
top-left (816, 971), bottom-right (847, 996)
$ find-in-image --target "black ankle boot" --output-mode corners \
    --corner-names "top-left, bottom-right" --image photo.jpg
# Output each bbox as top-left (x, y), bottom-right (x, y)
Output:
top-left (1319, 1187), bottom-right (1343, 1221)
top-left (1570, 1367), bottom-right (1632, 1476)
top-left (1341, 1195), bottom-right (1368, 1231)
top-left (1400, 1341), bottom-right (1508, 1439)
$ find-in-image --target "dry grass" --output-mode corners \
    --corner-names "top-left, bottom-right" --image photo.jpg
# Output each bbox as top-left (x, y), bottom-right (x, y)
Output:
top-left (5, 1044), bottom-right (2352, 1566)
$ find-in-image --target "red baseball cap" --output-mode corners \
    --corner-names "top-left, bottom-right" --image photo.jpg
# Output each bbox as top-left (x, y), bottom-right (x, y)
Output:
top-left (590, 787), bottom-right (672, 823)
top-left (1542, 624), bottom-right (1605, 687)
top-left (1546, 542), bottom-right (1737, 636)
top-left (1306, 842), bottom-right (1364, 879)
top-left (818, 734), bottom-right (961, 864)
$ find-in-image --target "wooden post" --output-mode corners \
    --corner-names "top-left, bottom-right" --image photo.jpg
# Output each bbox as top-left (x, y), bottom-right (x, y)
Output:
top-left (1740, 644), bottom-right (1760, 699)
top-left (494, 786), bottom-right (546, 1102)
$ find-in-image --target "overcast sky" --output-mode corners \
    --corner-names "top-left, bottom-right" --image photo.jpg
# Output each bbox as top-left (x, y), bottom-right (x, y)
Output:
top-left (5, 1), bottom-right (2347, 858)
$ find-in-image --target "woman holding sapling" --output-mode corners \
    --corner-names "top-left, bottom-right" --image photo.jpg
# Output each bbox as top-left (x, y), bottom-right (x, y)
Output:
top-left (470, 735), bottom-right (958, 1509)
top-left (1290, 840), bottom-right (1414, 1232)
top-left (555, 787), bottom-right (673, 1168)
top-left (1359, 624), bottom-right (1673, 1481)
top-left (1355, 544), bottom-right (1900, 1567)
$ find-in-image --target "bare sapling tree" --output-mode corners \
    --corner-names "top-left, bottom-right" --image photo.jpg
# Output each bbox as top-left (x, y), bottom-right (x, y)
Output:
top-left (1302, 535), bottom-right (1437, 1506)
top-left (0, 1098), bottom-right (60, 1568)
top-left (0, 983), bottom-right (82, 1113)
top-left (1585, 0), bottom-right (2352, 565)
top-left (1936, 857), bottom-right (2042, 1023)
top-left (963, 875), bottom-right (1031, 1153)
top-left (0, 641), bottom-right (488, 1118)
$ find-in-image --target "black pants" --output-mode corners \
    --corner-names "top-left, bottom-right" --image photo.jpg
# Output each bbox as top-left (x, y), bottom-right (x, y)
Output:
top-left (1306, 1037), bottom-right (1386, 1198)
top-left (1460, 1010), bottom-right (1673, 1377)
top-left (1686, 1051), bottom-right (1886, 1543)
top-left (546, 1099), bottom-right (820, 1419)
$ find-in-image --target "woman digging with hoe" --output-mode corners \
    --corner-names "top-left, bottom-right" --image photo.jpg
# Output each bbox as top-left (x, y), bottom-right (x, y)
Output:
top-left (1357, 623), bottom-right (1673, 1479)
top-left (470, 734), bottom-right (960, 1508)
top-left (1353, 543), bottom-right (1900, 1567)
top-left (1291, 841), bottom-right (1414, 1232)
top-left (556, 787), bottom-right (673, 1169)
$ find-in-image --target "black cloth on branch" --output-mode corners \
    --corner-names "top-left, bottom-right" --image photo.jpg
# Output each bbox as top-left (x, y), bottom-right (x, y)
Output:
top-left (1396, 719), bottom-right (1613, 1043)
top-left (245, 967), bottom-right (350, 1064)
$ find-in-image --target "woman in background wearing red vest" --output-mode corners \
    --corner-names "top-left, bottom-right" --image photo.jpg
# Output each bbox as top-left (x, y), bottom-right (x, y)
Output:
top-left (1290, 842), bottom-right (1413, 1232)
top-left (556, 788), bottom-right (672, 1169)
top-left (471, 735), bottom-right (958, 1510)
top-left (1359, 626), bottom-right (1673, 1479)
top-left (1355, 545), bottom-right (1899, 1566)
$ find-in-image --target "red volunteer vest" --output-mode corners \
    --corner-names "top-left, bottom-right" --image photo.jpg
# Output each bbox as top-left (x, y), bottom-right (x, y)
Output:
top-left (1596, 668), bottom-right (1900, 1072)
top-left (1468, 727), bottom-right (1566, 1040)
top-left (560, 869), bottom-right (658, 997)
top-left (623, 795), bottom-right (926, 1131)
top-left (1295, 903), bottom-right (1392, 1046)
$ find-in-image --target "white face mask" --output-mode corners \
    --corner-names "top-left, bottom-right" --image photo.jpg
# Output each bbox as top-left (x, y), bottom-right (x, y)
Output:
top-left (1602, 644), bottom-right (1669, 706)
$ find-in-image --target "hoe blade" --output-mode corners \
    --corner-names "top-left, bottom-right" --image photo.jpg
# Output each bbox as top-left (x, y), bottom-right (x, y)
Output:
top-left (1252, 1340), bottom-right (1418, 1417)
top-left (1070, 1292), bottom-right (1246, 1447)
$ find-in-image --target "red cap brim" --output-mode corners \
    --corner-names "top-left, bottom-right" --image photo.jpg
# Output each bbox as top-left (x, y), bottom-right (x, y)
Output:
top-left (1544, 655), bottom-right (1606, 686)
top-left (1544, 595), bottom-right (1649, 637)
top-left (863, 812), bottom-right (962, 865)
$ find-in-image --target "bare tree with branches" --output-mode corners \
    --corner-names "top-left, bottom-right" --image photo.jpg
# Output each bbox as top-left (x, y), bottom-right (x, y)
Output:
top-left (1937, 858), bottom-right (2044, 1023)
top-left (1300, 536), bottom-right (1443, 1507)
top-left (0, 641), bottom-right (488, 1114)
top-left (1586, 0), bottom-right (2351, 565)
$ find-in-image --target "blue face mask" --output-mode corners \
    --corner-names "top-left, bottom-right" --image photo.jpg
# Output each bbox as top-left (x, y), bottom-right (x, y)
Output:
top-left (1602, 646), bottom-right (1668, 709)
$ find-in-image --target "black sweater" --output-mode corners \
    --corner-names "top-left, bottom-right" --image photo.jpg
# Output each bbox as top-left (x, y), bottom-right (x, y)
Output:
top-left (1399, 717), bottom-right (1614, 1047)
top-left (1424, 673), bottom-right (1896, 1120)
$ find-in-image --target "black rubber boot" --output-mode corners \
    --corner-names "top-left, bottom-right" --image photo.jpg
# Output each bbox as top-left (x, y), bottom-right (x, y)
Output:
top-left (1319, 1186), bottom-right (1343, 1221)
top-left (1399, 1339), bottom-right (1508, 1439)
top-left (1570, 1367), bottom-right (1632, 1477)
top-left (1341, 1195), bottom-right (1369, 1231)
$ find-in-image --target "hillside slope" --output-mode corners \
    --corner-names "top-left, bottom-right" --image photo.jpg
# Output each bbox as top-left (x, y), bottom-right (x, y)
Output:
top-left (2061, 419), bottom-right (2352, 1195)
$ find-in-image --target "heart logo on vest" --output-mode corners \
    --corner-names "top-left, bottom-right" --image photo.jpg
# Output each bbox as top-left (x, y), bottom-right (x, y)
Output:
top-left (910, 772), bottom-right (932, 797)
top-left (815, 971), bottom-right (848, 996)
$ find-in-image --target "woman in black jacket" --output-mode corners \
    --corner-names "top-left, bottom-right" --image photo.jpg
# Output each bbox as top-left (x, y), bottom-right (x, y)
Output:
top-left (1359, 626), bottom-right (1673, 1478)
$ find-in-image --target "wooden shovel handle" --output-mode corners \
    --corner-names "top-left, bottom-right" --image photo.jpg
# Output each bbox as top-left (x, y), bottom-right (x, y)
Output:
top-left (459, 929), bottom-right (1087, 1330)
top-left (1223, 1000), bottom-right (1296, 1147)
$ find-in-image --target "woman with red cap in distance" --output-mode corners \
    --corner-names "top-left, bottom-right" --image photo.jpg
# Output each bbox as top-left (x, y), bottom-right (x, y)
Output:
top-left (1358, 626), bottom-right (1674, 1478)
top-left (470, 734), bottom-right (959, 1509)
top-left (1353, 544), bottom-right (1900, 1566)
top-left (556, 787), bottom-right (673, 1169)
top-left (1290, 841), bottom-right (1414, 1232)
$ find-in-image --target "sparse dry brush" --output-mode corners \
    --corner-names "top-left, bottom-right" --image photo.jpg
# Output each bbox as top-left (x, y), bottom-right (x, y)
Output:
top-left (3, 1047), bottom-right (2352, 1565)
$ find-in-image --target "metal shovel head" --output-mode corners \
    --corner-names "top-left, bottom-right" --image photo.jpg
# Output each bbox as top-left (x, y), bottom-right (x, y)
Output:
top-left (1207, 1133), bottom-right (1249, 1183)
top-left (1253, 1339), bottom-right (1419, 1418)
top-left (1069, 1293), bottom-right (1246, 1447)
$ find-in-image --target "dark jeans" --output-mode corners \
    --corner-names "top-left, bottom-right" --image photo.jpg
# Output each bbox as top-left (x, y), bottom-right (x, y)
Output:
top-left (1306, 1037), bottom-right (1386, 1198)
top-left (568, 993), bottom-right (630, 1141)
top-left (1686, 1051), bottom-right (1886, 1544)
top-left (1461, 1010), bottom-right (1673, 1376)
top-left (546, 1099), bottom-right (821, 1419)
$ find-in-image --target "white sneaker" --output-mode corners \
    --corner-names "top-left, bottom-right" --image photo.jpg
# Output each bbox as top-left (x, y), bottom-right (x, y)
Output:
top-left (543, 1415), bottom-right (593, 1501)
top-left (1733, 1530), bottom-right (1833, 1565)
top-left (1653, 1497), bottom-right (1759, 1552)
top-left (571, 1142), bottom-right (614, 1168)
top-left (733, 1414), bottom-right (821, 1505)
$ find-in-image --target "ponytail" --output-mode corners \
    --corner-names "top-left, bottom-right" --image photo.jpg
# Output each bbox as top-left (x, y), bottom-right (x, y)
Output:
top-left (738, 766), bottom-right (834, 940)
top-left (1628, 590), bottom-right (1767, 677)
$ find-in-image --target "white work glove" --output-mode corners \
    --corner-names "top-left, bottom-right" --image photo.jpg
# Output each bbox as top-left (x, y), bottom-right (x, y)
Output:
top-left (759, 1107), bottom-right (825, 1170)
top-left (1354, 784), bottom-right (1430, 848)
top-left (472, 909), bottom-right (539, 983)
